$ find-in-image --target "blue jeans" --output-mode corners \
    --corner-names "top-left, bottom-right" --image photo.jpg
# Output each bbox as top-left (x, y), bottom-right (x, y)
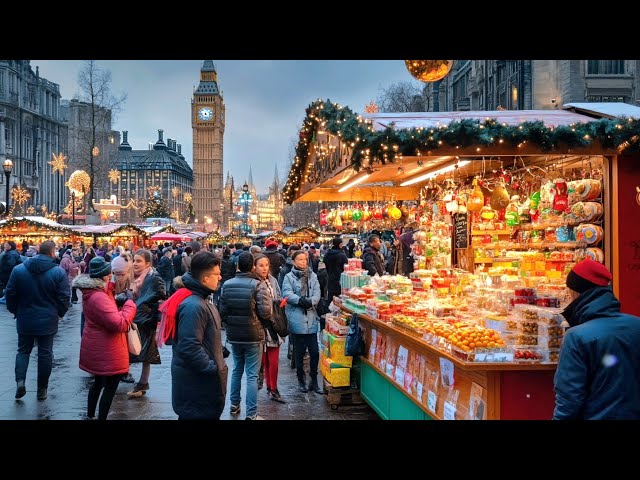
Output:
top-left (229, 342), bottom-right (263, 418)
top-left (15, 333), bottom-right (55, 389)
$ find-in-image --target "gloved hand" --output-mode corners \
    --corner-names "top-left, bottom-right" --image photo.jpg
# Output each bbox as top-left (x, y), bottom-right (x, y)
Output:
top-left (298, 296), bottom-right (312, 309)
top-left (115, 290), bottom-right (134, 308)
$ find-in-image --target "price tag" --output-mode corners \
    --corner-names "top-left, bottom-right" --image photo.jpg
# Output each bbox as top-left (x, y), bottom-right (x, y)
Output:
top-left (394, 366), bottom-right (405, 385)
top-left (493, 352), bottom-right (514, 362)
top-left (484, 352), bottom-right (495, 362)
top-left (444, 401), bottom-right (457, 420)
top-left (474, 352), bottom-right (487, 362)
top-left (439, 357), bottom-right (455, 387)
top-left (417, 382), bottom-right (424, 402)
top-left (427, 391), bottom-right (437, 412)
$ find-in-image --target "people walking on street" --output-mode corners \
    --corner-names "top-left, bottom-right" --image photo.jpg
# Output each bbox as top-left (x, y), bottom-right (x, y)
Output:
top-left (181, 246), bottom-right (193, 274)
top-left (170, 252), bottom-right (228, 420)
top-left (157, 247), bottom-right (175, 295)
top-left (263, 239), bottom-right (286, 279)
top-left (277, 244), bottom-right (300, 289)
top-left (220, 251), bottom-right (268, 420)
top-left (111, 253), bottom-right (136, 384)
top-left (553, 259), bottom-right (640, 420)
top-left (6, 240), bottom-right (70, 400)
top-left (254, 254), bottom-right (286, 404)
top-left (323, 237), bottom-right (348, 303)
top-left (60, 248), bottom-right (81, 304)
top-left (362, 234), bottom-right (385, 277)
top-left (282, 250), bottom-right (322, 394)
top-left (0, 241), bottom-right (22, 298)
top-left (74, 257), bottom-right (137, 420)
top-left (127, 249), bottom-right (166, 398)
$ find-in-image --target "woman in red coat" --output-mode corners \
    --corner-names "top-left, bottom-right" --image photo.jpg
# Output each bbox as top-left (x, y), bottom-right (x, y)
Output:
top-left (74, 256), bottom-right (136, 420)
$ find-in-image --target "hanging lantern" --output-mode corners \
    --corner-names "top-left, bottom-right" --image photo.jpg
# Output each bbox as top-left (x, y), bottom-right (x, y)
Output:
top-left (352, 209), bottom-right (362, 221)
top-left (363, 208), bottom-right (372, 221)
top-left (389, 206), bottom-right (402, 220)
top-left (405, 60), bottom-right (454, 83)
top-left (467, 179), bottom-right (485, 212)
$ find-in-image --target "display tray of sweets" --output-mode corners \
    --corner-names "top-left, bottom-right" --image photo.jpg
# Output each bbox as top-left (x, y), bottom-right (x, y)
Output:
top-left (504, 333), bottom-right (564, 349)
top-left (516, 319), bottom-right (565, 337)
top-left (512, 304), bottom-right (564, 325)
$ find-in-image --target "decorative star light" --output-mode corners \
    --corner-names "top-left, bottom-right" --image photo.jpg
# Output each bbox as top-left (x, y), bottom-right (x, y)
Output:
top-left (108, 169), bottom-right (119, 184)
top-left (26, 206), bottom-right (35, 214)
top-left (184, 192), bottom-right (193, 203)
top-left (49, 153), bottom-right (68, 175)
top-left (364, 101), bottom-right (379, 114)
top-left (172, 186), bottom-right (180, 198)
top-left (12, 186), bottom-right (31, 205)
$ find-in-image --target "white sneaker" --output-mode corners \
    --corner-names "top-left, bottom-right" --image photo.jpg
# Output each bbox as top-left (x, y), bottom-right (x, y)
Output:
top-left (245, 415), bottom-right (264, 420)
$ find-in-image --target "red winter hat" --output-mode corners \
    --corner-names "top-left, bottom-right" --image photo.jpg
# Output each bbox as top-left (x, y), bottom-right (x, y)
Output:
top-left (566, 259), bottom-right (612, 294)
top-left (265, 239), bottom-right (278, 249)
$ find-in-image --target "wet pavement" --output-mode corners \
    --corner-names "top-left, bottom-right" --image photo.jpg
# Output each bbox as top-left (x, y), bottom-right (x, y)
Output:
top-left (0, 295), bottom-right (378, 420)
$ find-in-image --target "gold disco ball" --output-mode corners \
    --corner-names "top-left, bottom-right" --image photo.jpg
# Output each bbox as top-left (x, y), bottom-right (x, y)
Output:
top-left (405, 60), bottom-right (454, 82)
top-left (68, 170), bottom-right (91, 196)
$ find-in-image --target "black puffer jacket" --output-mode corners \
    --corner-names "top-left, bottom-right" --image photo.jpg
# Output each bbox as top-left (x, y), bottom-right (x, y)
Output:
top-left (362, 245), bottom-right (384, 277)
top-left (219, 272), bottom-right (266, 343)
top-left (220, 257), bottom-right (236, 284)
top-left (323, 247), bottom-right (348, 285)
top-left (134, 270), bottom-right (166, 327)
top-left (172, 273), bottom-right (228, 420)
top-left (0, 248), bottom-right (22, 285)
top-left (277, 257), bottom-right (294, 289)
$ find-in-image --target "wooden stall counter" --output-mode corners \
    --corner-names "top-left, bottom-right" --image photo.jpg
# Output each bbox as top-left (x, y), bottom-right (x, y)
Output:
top-left (340, 305), bottom-right (557, 420)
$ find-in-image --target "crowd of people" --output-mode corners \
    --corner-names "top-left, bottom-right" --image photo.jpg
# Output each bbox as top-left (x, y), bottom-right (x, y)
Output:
top-left (2, 230), bottom-right (639, 420)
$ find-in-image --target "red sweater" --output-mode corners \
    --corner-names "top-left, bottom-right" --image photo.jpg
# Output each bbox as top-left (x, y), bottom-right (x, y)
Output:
top-left (76, 276), bottom-right (137, 376)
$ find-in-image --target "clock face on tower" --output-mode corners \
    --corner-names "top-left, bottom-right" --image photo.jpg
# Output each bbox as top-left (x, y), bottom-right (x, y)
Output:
top-left (198, 107), bottom-right (213, 121)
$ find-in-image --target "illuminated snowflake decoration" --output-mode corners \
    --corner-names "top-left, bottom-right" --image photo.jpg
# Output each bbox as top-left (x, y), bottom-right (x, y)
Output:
top-left (11, 186), bottom-right (31, 205)
top-left (26, 206), bottom-right (36, 215)
top-left (184, 192), bottom-right (193, 203)
top-left (147, 185), bottom-right (161, 198)
top-left (108, 169), bottom-right (120, 184)
top-left (92, 146), bottom-right (100, 157)
top-left (172, 186), bottom-right (180, 198)
top-left (49, 153), bottom-right (68, 175)
top-left (364, 101), bottom-right (379, 114)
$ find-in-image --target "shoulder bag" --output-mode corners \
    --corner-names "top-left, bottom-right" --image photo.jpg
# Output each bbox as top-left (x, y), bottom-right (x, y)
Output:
top-left (127, 323), bottom-right (142, 355)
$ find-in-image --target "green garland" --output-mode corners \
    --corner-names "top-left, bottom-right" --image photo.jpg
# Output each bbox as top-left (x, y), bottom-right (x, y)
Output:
top-left (282, 99), bottom-right (640, 204)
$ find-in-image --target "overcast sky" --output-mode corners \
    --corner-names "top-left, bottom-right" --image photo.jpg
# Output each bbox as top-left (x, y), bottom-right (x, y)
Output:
top-left (31, 60), bottom-right (416, 193)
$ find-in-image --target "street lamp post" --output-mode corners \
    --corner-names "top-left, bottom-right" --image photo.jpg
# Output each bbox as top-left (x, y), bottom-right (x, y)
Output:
top-left (241, 183), bottom-right (252, 236)
top-left (71, 191), bottom-right (76, 225)
top-left (3, 159), bottom-right (13, 216)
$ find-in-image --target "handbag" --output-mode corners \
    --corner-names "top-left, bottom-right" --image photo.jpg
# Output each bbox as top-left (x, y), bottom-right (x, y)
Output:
top-left (127, 323), bottom-right (142, 355)
top-left (272, 299), bottom-right (289, 338)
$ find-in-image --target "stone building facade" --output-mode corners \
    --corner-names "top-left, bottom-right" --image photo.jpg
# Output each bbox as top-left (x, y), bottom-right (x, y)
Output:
top-left (0, 60), bottom-right (68, 212)
top-left (424, 60), bottom-right (640, 112)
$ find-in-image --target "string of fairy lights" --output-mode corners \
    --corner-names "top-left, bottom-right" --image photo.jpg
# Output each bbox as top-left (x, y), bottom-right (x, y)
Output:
top-left (282, 99), bottom-right (640, 204)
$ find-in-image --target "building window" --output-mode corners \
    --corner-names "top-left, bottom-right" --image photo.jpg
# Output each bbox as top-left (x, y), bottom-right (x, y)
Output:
top-left (511, 85), bottom-right (518, 109)
top-left (587, 60), bottom-right (625, 75)
top-left (586, 95), bottom-right (628, 103)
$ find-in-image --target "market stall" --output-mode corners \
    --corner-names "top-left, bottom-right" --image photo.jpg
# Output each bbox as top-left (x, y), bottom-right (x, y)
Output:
top-left (281, 226), bottom-right (321, 246)
top-left (284, 99), bottom-right (640, 419)
top-left (72, 224), bottom-right (147, 249)
top-left (0, 216), bottom-right (75, 244)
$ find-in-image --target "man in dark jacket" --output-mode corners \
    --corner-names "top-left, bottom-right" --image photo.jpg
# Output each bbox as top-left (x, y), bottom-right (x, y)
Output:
top-left (277, 244), bottom-right (299, 288)
top-left (0, 241), bottom-right (22, 297)
top-left (219, 251), bottom-right (270, 420)
top-left (157, 247), bottom-right (175, 294)
top-left (230, 242), bottom-right (244, 268)
top-left (263, 239), bottom-right (286, 278)
top-left (362, 234), bottom-right (385, 277)
top-left (553, 259), bottom-right (640, 420)
top-left (171, 252), bottom-right (228, 420)
top-left (324, 237), bottom-right (348, 302)
top-left (172, 247), bottom-right (184, 277)
top-left (6, 240), bottom-right (70, 400)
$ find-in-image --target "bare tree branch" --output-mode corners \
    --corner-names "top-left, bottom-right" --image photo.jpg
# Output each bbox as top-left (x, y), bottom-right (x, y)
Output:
top-left (73, 60), bottom-right (127, 211)
top-left (376, 81), bottom-right (429, 112)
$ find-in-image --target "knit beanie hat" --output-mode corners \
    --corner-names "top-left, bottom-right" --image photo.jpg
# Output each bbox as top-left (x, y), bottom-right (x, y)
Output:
top-left (89, 256), bottom-right (112, 279)
top-left (111, 255), bottom-right (130, 275)
top-left (566, 259), bottom-right (612, 294)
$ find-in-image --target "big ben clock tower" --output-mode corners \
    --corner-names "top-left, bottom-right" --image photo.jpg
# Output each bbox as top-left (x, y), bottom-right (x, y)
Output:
top-left (192, 60), bottom-right (225, 226)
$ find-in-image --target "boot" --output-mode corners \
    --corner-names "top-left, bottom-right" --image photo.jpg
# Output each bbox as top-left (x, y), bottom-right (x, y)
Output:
top-left (15, 380), bottom-right (26, 399)
top-left (37, 387), bottom-right (48, 400)
top-left (308, 376), bottom-right (323, 394)
top-left (297, 377), bottom-right (308, 393)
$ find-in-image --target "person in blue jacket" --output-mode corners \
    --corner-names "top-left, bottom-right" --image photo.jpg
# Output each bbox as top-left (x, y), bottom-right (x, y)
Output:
top-left (553, 259), bottom-right (640, 420)
top-left (6, 240), bottom-right (70, 400)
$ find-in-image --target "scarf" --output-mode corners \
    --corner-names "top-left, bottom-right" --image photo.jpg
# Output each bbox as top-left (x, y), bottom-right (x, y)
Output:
top-left (157, 287), bottom-right (192, 348)
top-left (131, 266), bottom-right (151, 299)
top-left (293, 266), bottom-right (310, 297)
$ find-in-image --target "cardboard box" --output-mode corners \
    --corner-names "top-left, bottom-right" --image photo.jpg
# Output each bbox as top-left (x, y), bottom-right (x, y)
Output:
top-left (328, 332), bottom-right (353, 367)
top-left (321, 355), bottom-right (351, 387)
top-left (326, 317), bottom-right (350, 337)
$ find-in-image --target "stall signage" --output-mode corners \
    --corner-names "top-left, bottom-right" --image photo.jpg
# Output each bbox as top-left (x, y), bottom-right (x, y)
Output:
top-left (453, 213), bottom-right (468, 249)
top-left (307, 133), bottom-right (352, 186)
top-left (444, 401), bottom-right (457, 420)
top-left (427, 391), bottom-right (437, 412)
top-left (417, 382), bottom-right (424, 402)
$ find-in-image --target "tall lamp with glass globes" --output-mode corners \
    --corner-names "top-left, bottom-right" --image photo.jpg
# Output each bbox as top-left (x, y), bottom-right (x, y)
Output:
top-left (3, 159), bottom-right (13, 216)
top-left (241, 183), bottom-right (252, 236)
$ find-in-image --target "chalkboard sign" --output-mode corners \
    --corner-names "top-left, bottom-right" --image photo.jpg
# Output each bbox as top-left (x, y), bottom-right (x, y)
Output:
top-left (454, 213), bottom-right (468, 249)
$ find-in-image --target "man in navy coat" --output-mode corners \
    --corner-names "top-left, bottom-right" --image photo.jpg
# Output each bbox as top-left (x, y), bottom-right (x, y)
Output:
top-left (553, 259), bottom-right (640, 419)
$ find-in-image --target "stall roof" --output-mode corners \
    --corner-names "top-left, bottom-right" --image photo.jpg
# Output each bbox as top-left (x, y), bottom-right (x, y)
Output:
top-left (363, 109), bottom-right (597, 131)
top-left (563, 102), bottom-right (640, 119)
top-left (72, 224), bottom-right (147, 236)
top-left (0, 216), bottom-right (70, 230)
